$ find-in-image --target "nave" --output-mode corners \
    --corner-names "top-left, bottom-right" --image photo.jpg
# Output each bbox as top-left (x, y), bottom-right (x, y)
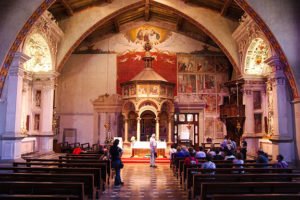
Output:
top-left (101, 163), bottom-right (187, 200)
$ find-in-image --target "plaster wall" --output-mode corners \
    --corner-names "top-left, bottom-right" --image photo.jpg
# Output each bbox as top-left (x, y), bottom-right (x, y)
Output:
top-left (247, 0), bottom-right (300, 94)
top-left (57, 54), bottom-right (117, 144)
top-left (56, 0), bottom-right (140, 68)
top-left (0, 0), bottom-right (43, 68)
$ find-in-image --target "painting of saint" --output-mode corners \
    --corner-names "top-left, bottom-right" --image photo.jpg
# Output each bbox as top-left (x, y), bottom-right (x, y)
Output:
top-left (196, 56), bottom-right (215, 73)
top-left (160, 86), bottom-right (166, 96)
top-left (205, 118), bottom-right (214, 138)
top-left (204, 75), bottom-right (215, 93)
top-left (197, 75), bottom-right (204, 93)
top-left (254, 113), bottom-right (262, 133)
top-left (253, 91), bottom-right (262, 109)
top-left (123, 86), bottom-right (129, 96)
top-left (177, 54), bottom-right (196, 72)
top-left (178, 74), bottom-right (196, 93)
top-left (149, 85), bottom-right (159, 96)
top-left (202, 94), bottom-right (217, 113)
top-left (129, 85), bottom-right (136, 95)
top-left (138, 85), bottom-right (147, 96)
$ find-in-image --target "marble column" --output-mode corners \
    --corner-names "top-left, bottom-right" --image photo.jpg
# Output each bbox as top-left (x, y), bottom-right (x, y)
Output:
top-left (242, 87), bottom-right (254, 136)
top-left (137, 117), bottom-right (141, 141)
top-left (124, 117), bottom-right (129, 143)
top-left (264, 56), bottom-right (293, 161)
top-left (167, 115), bottom-right (173, 143)
top-left (34, 72), bottom-right (58, 152)
top-left (292, 98), bottom-right (300, 161)
top-left (1, 52), bottom-right (30, 159)
top-left (156, 117), bottom-right (160, 140)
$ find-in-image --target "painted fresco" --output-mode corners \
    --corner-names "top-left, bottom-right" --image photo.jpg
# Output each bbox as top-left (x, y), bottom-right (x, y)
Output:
top-left (124, 25), bottom-right (171, 46)
top-left (178, 74), bottom-right (196, 93)
top-left (204, 117), bottom-right (214, 138)
top-left (201, 94), bottom-right (217, 113)
top-left (215, 118), bottom-right (224, 138)
top-left (117, 51), bottom-right (177, 94)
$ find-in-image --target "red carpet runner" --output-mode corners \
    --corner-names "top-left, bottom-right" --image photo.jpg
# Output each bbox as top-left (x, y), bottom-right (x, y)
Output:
top-left (122, 157), bottom-right (170, 164)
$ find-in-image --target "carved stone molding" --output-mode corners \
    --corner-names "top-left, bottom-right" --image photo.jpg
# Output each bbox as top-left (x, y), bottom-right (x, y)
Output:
top-left (24, 11), bottom-right (64, 69)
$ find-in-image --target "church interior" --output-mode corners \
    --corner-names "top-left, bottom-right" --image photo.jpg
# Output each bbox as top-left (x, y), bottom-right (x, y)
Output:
top-left (0, 0), bottom-right (300, 199)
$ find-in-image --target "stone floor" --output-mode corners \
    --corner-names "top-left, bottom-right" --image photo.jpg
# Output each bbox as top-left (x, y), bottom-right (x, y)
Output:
top-left (101, 163), bottom-right (187, 200)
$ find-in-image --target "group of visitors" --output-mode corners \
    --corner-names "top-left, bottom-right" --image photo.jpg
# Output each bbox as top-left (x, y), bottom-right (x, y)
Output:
top-left (170, 137), bottom-right (289, 172)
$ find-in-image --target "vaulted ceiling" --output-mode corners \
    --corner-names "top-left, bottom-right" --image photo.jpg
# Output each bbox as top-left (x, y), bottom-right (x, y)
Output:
top-left (48, 0), bottom-right (244, 50)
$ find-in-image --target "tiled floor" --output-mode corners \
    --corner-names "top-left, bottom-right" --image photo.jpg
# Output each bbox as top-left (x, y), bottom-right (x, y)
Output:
top-left (102, 163), bottom-right (187, 200)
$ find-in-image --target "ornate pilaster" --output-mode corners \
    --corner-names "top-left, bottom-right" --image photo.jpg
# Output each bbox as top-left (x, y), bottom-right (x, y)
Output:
top-left (32, 71), bottom-right (59, 152)
top-left (155, 117), bottom-right (160, 140)
top-left (263, 56), bottom-right (293, 161)
top-left (1, 52), bottom-right (30, 159)
top-left (137, 117), bottom-right (141, 141)
top-left (124, 117), bottom-right (129, 143)
top-left (242, 86), bottom-right (254, 136)
top-left (292, 98), bottom-right (300, 161)
top-left (168, 114), bottom-right (173, 143)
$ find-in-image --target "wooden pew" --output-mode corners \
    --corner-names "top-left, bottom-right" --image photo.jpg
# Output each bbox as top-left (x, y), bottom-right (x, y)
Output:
top-left (0, 173), bottom-right (95, 199)
top-left (0, 167), bottom-right (102, 193)
top-left (0, 194), bottom-right (78, 199)
top-left (186, 167), bottom-right (296, 192)
top-left (182, 162), bottom-right (276, 186)
top-left (192, 173), bottom-right (300, 199)
top-left (12, 162), bottom-right (107, 190)
top-left (25, 158), bottom-right (111, 182)
top-left (211, 194), bottom-right (300, 200)
top-left (0, 181), bottom-right (84, 200)
top-left (200, 182), bottom-right (300, 200)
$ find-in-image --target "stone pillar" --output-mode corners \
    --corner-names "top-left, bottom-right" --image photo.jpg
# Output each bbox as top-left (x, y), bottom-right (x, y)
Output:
top-left (265, 56), bottom-right (293, 161)
top-left (292, 98), bottom-right (300, 161)
top-left (137, 117), bottom-right (141, 141)
top-left (124, 117), bottom-right (129, 143)
top-left (242, 87), bottom-right (254, 135)
top-left (34, 72), bottom-right (58, 153)
top-left (1, 52), bottom-right (30, 159)
top-left (168, 115), bottom-right (173, 143)
top-left (156, 117), bottom-right (160, 140)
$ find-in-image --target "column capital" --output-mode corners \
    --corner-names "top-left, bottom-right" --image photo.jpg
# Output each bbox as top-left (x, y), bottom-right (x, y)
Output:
top-left (155, 117), bottom-right (160, 121)
top-left (9, 52), bottom-right (30, 77)
top-left (264, 55), bottom-right (284, 71)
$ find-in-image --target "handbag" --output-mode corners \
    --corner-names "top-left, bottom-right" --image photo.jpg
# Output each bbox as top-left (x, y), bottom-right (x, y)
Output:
top-left (120, 161), bottom-right (124, 169)
top-left (154, 152), bottom-right (157, 158)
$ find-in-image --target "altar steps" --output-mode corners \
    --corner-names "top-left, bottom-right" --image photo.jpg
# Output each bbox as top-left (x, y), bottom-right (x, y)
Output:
top-left (122, 157), bottom-right (170, 164)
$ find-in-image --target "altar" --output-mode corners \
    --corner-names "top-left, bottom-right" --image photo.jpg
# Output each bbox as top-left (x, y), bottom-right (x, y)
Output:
top-left (132, 141), bottom-right (167, 158)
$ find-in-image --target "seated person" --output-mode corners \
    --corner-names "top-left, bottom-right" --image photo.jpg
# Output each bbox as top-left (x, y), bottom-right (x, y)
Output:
top-left (214, 149), bottom-right (224, 160)
top-left (224, 150), bottom-right (235, 161)
top-left (175, 146), bottom-right (185, 158)
top-left (202, 155), bottom-right (216, 174)
top-left (256, 149), bottom-right (269, 167)
top-left (195, 146), bottom-right (206, 159)
top-left (184, 150), bottom-right (198, 165)
top-left (274, 154), bottom-right (288, 168)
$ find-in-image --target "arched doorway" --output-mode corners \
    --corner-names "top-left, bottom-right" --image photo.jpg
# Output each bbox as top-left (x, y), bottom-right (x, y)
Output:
top-left (140, 110), bottom-right (156, 141)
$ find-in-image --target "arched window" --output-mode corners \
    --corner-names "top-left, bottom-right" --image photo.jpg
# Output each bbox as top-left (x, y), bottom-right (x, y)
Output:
top-left (23, 33), bottom-right (52, 72)
top-left (244, 38), bottom-right (269, 75)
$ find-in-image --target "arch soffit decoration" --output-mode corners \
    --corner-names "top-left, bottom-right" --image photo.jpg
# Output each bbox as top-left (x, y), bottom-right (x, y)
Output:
top-left (139, 105), bottom-right (158, 118)
top-left (160, 99), bottom-right (175, 114)
top-left (0, 0), bottom-right (298, 99)
top-left (137, 99), bottom-right (159, 111)
top-left (232, 15), bottom-right (272, 76)
top-left (122, 100), bottom-right (137, 117)
top-left (55, 1), bottom-right (241, 74)
top-left (235, 0), bottom-right (299, 98)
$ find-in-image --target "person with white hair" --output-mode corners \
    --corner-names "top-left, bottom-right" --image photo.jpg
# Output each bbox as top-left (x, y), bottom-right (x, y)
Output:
top-left (150, 133), bottom-right (157, 168)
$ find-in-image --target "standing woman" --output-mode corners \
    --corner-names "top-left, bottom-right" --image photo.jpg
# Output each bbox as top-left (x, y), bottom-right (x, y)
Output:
top-left (110, 139), bottom-right (124, 186)
top-left (150, 134), bottom-right (157, 168)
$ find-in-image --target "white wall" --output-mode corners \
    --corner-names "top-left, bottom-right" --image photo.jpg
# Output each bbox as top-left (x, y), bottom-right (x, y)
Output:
top-left (57, 54), bottom-right (117, 144)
